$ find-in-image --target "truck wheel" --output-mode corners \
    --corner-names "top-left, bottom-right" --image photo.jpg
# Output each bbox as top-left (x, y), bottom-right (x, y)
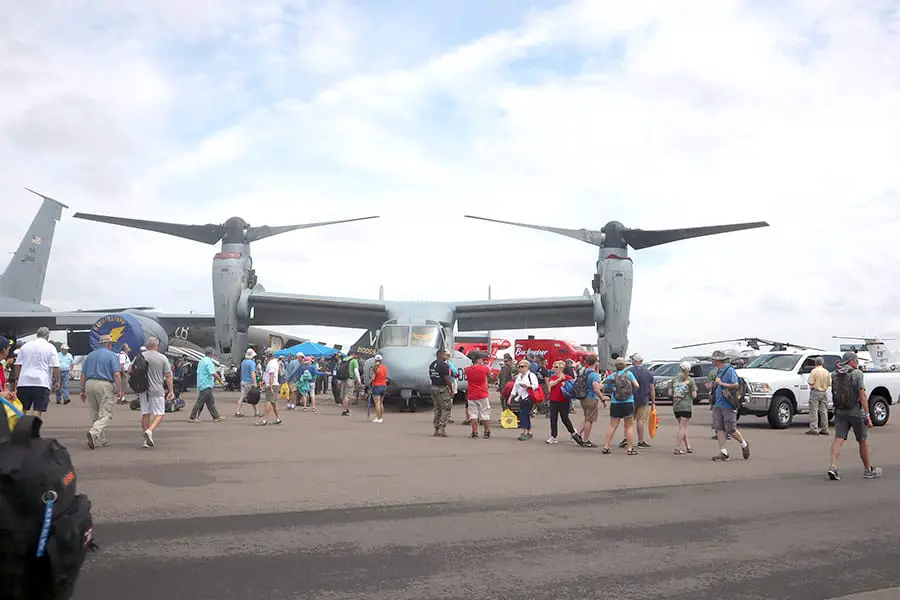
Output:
top-left (767, 395), bottom-right (794, 429)
top-left (870, 395), bottom-right (890, 427)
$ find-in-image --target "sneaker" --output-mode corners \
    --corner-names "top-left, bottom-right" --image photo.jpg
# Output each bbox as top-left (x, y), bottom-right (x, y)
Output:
top-left (819, 430), bottom-right (830, 436)
top-left (526, 432), bottom-right (533, 440)
top-left (214, 417), bottom-right (225, 423)
top-left (546, 437), bottom-right (558, 444)
top-left (142, 442), bottom-right (151, 449)
top-left (143, 429), bottom-right (155, 448)
top-left (273, 419), bottom-right (282, 425)
top-left (712, 451), bottom-right (730, 461)
top-left (618, 439), bottom-right (628, 448)
top-left (187, 418), bottom-right (199, 423)
top-left (86, 431), bottom-right (95, 450)
top-left (583, 441), bottom-right (596, 448)
top-left (805, 430), bottom-right (819, 436)
top-left (864, 466), bottom-right (883, 479)
top-left (518, 433), bottom-right (528, 441)
top-left (572, 432), bottom-right (586, 447)
top-left (637, 441), bottom-right (651, 449)
top-left (256, 420), bottom-right (268, 426)
top-left (341, 409), bottom-right (351, 417)
top-left (234, 412), bottom-right (244, 417)
top-left (741, 441), bottom-right (751, 460)
top-left (827, 466), bottom-right (840, 481)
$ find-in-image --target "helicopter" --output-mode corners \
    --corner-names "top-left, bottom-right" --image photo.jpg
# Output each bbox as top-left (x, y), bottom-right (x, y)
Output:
top-left (673, 337), bottom-right (825, 365)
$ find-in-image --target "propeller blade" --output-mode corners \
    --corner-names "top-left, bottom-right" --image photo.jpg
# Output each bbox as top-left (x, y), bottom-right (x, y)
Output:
top-left (246, 216), bottom-right (380, 242)
top-left (623, 221), bottom-right (769, 250)
top-left (464, 215), bottom-right (604, 245)
top-left (73, 213), bottom-right (226, 244)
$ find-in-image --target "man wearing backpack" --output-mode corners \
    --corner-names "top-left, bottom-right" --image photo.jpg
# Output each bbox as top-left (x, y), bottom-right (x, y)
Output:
top-left (136, 337), bottom-right (174, 449)
top-left (81, 334), bottom-right (124, 449)
top-left (573, 355), bottom-right (607, 448)
top-left (339, 350), bottom-right (361, 417)
top-left (828, 351), bottom-right (882, 480)
top-left (710, 350), bottom-right (750, 462)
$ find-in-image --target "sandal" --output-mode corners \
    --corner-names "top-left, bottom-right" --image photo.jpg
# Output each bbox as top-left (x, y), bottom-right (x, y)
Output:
top-left (673, 448), bottom-right (686, 455)
top-left (601, 447), bottom-right (611, 454)
top-left (627, 449), bottom-right (638, 455)
top-left (686, 447), bottom-right (693, 454)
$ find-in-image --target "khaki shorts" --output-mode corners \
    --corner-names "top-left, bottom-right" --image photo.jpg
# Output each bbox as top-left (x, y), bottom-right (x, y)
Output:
top-left (634, 404), bottom-right (651, 424)
top-left (581, 398), bottom-right (599, 423)
top-left (467, 398), bottom-right (491, 422)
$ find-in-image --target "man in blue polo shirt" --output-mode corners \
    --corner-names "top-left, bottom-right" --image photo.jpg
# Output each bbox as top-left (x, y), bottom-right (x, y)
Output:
top-left (81, 334), bottom-right (124, 449)
top-left (236, 348), bottom-right (260, 417)
top-left (189, 347), bottom-right (223, 423)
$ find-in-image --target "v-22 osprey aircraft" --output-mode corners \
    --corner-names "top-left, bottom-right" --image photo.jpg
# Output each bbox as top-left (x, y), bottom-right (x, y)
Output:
top-left (71, 207), bottom-right (769, 406)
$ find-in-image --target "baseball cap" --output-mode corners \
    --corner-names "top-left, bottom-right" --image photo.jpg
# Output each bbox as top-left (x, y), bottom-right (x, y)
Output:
top-left (630, 353), bottom-right (643, 362)
top-left (841, 351), bottom-right (858, 362)
top-left (374, 354), bottom-right (383, 361)
top-left (0, 335), bottom-right (9, 353)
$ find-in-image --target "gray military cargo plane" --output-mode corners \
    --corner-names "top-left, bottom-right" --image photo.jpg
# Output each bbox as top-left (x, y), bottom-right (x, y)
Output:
top-left (0, 189), bottom-right (204, 341)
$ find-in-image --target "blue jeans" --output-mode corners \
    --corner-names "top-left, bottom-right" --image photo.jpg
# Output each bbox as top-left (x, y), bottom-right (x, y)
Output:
top-left (519, 397), bottom-right (533, 430)
top-left (56, 372), bottom-right (70, 402)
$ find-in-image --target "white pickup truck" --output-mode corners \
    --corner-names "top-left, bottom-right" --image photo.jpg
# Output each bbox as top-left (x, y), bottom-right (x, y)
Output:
top-left (736, 352), bottom-right (900, 429)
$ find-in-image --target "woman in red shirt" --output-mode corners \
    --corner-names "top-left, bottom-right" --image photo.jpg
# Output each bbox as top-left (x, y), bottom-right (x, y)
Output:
top-left (546, 360), bottom-right (584, 445)
top-left (369, 354), bottom-right (389, 423)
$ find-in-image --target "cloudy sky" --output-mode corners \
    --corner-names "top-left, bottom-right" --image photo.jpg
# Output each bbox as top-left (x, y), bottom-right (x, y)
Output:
top-left (3, 0), bottom-right (900, 359)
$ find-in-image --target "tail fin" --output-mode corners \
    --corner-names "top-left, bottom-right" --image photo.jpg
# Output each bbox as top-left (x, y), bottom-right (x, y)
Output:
top-left (0, 189), bottom-right (68, 305)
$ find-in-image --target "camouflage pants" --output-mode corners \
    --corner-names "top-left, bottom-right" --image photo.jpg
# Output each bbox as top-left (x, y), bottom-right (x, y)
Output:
top-left (432, 386), bottom-right (452, 429)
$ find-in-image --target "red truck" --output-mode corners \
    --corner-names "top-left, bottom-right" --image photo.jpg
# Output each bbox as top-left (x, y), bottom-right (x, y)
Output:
top-left (513, 338), bottom-right (592, 366)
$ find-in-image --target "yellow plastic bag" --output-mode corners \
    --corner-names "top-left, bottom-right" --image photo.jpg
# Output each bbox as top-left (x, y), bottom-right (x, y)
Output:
top-left (2, 395), bottom-right (24, 432)
top-left (279, 382), bottom-right (291, 400)
top-left (500, 408), bottom-right (519, 429)
top-left (648, 405), bottom-right (659, 439)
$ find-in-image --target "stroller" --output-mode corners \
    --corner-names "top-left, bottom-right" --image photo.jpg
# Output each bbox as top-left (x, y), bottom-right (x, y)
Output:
top-left (223, 368), bottom-right (240, 392)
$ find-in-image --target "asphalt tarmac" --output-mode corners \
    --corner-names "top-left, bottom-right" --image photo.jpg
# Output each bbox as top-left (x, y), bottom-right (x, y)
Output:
top-left (38, 389), bottom-right (900, 600)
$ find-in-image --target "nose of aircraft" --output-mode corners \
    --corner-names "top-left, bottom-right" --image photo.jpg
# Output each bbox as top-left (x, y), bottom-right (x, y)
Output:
top-left (378, 347), bottom-right (436, 391)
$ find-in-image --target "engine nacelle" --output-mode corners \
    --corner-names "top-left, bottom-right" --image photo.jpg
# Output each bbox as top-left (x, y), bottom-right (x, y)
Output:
top-left (89, 313), bottom-right (169, 357)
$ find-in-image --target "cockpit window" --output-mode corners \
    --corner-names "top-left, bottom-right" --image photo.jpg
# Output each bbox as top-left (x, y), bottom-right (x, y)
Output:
top-left (410, 326), bottom-right (441, 348)
top-left (379, 325), bottom-right (409, 347)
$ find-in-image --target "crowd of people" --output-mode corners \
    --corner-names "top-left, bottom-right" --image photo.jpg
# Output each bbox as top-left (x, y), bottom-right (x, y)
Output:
top-left (0, 332), bottom-right (882, 479)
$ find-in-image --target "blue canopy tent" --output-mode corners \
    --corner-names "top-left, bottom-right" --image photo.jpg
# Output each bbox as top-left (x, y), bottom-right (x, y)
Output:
top-left (274, 341), bottom-right (338, 359)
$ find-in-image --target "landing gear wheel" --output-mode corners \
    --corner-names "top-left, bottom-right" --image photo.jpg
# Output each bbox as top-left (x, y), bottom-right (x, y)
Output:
top-left (767, 395), bottom-right (794, 429)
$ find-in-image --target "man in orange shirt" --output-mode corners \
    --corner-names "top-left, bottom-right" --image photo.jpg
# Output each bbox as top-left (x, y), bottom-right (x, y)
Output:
top-left (370, 354), bottom-right (389, 423)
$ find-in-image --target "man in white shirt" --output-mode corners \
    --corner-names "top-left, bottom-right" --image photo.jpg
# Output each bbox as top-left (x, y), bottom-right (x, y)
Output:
top-left (259, 349), bottom-right (283, 426)
top-left (12, 327), bottom-right (60, 417)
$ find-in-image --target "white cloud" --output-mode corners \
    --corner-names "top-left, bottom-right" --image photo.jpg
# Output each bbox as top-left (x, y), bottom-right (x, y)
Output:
top-left (2, 0), bottom-right (899, 359)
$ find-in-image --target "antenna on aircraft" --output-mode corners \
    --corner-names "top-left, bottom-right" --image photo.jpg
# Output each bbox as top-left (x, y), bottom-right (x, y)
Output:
top-left (674, 337), bottom-right (824, 352)
top-left (465, 215), bottom-right (769, 368)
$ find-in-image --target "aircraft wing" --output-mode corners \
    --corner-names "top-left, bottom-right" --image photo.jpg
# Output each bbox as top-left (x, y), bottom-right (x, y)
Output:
top-left (453, 296), bottom-right (595, 331)
top-left (249, 292), bottom-right (389, 330)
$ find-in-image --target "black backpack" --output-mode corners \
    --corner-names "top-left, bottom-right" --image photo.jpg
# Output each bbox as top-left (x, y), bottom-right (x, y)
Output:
top-left (129, 352), bottom-right (150, 394)
top-left (0, 416), bottom-right (97, 600)
top-left (245, 387), bottom-right (261, 406)
top-left (832, 370), bottom-right (857, 410)
top-left (571, 370), bottom-right (591, 399)
top-left (337, 360), bottom-right (351, 381)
